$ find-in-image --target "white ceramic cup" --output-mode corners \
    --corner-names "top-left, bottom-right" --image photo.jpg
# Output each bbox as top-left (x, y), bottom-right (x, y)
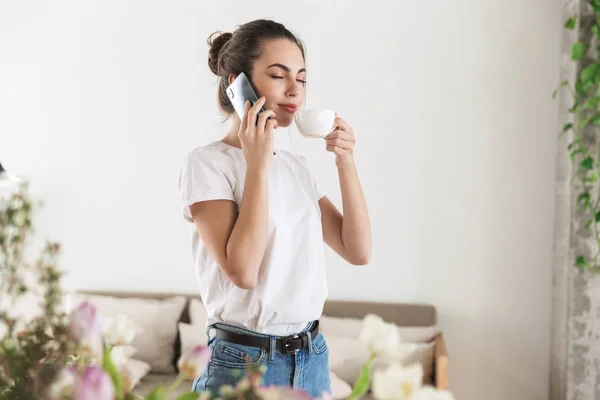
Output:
top-left (294, 109), bottom-right (336, 138)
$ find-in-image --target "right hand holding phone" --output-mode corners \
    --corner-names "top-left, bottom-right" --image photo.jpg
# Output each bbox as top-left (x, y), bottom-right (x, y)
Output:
top-left (238, 97), bottom-right (278, 173)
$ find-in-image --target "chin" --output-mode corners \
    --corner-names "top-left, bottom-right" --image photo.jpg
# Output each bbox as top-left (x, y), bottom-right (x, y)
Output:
top-left (276, 116), bottom-right (294, 128)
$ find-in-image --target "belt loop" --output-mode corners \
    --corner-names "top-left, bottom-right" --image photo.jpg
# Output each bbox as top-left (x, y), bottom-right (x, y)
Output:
top-left (306, 329), bottom-right (313, 356)
top-left (268, 335), bottom-right (275, 363)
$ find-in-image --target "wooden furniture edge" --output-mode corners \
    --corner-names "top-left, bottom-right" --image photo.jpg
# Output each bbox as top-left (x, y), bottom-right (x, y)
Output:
top-left (434, 332), bottom-right (449, 390)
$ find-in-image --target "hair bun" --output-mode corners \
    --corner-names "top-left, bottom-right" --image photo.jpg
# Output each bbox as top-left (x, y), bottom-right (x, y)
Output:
top-left (208, 31), bottom-right (233, 76)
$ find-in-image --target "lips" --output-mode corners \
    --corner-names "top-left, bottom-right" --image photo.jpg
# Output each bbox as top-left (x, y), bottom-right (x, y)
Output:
top-left (279, 104), bottom-right (297, 113)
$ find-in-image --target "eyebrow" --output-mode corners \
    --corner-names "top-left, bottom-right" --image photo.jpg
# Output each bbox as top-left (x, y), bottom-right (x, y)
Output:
top-left (266, 63), bottom-right (306, 73)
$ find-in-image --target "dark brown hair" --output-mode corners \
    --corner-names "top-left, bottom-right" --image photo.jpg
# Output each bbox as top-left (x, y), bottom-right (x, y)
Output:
top-left (207, 19), bottom-right (305, 116)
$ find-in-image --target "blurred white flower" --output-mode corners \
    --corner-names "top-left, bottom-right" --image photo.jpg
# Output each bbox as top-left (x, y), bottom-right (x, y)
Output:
top-left (110, 345), bottom-right (128, 367)
top-left (372, 362), bottom-right (423, 400)
top-left (45, 366), bottom-right (77, 400)
top-left (12, 210), bottom-right (27, 226)
top-left (359, 314), bottom-right (402, 356)
top-left (102, 314), bottom-right (140, 346)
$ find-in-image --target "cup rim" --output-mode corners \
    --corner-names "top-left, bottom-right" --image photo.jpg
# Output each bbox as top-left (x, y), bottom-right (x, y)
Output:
top-left (296, 108), bottom-right (335, 114)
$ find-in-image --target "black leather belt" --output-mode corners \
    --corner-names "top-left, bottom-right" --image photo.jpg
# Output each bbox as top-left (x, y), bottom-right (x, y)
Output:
top-left (213, 321), bottom-right (319, 354)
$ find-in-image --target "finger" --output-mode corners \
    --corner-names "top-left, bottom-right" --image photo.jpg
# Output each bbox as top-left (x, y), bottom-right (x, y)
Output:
top-left (239, 101), bottom-right (251, 134)
top-left (257, 110), bottom-right (277, 135)
top-left (247, 97), bottom-right (267, 128)
top-left (326, 138), bottom-right (353, 150)
top-left (326, 145), bottom-right (347, 154)
top-left (333, 116), bottom-right (353, 133)
top-left (325, 129), bottom-right (355, 142)
top-left (265, 118), bottom-right (279, 139)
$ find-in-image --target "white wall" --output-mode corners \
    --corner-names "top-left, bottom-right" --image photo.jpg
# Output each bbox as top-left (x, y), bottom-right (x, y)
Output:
top-left (0, 0), bottom-right (563, 399)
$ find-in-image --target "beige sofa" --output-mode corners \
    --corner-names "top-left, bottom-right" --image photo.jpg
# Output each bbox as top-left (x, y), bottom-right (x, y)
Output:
top-left (74, 290), bottom-right (449, 399)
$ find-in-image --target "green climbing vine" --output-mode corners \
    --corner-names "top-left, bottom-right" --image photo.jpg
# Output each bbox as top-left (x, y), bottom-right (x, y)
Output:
top-left (556, 1), bottom-right (600, 272)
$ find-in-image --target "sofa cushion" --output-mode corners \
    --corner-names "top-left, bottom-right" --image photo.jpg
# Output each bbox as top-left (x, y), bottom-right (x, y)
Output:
top-left (179, 322), bottom-right (209, 360)
top-left (319, 315), bottom-right (440, 343)
top-left (73, 293), bottom-right (186, 373)
top-left (123, 358), bottom-right (152, 391)
top-left (189, 298), bottom-right (208, 327)
top-left (324, 332), bottom-right (435, 386)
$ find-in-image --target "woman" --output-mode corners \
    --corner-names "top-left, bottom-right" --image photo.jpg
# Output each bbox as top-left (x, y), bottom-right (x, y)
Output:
top-left (178, 19), bottom-right (371, 397)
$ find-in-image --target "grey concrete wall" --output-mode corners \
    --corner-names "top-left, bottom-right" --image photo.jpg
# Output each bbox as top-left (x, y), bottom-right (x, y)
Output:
top-left (552, 1), bottom-right (600, 399)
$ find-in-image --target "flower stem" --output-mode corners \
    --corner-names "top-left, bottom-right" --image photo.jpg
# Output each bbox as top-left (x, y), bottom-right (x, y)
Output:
top-left (347, 353), bottom-right (376, 400)
top-left (165, 373), bottom-right (186, 398)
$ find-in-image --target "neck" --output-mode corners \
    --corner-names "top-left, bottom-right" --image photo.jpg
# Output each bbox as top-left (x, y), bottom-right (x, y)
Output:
top-left (221, 114), bottom-right (242, 149)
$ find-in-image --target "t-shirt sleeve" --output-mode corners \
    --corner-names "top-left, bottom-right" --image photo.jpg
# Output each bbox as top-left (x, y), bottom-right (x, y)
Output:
top-left (178, 149), bottom-right (236, 222)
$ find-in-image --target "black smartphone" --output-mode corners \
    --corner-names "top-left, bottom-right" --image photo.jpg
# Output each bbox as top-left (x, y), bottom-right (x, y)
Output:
top-left (226, 72), bottom-right (265, 124)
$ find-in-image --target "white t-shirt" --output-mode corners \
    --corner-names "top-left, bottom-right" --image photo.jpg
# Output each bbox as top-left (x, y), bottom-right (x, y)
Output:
top-left (178, 141), bottom-right (328, 336)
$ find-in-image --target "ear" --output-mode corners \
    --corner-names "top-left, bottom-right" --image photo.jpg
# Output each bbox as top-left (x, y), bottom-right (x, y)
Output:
top-left (228, 73), bottom-right (237, 85)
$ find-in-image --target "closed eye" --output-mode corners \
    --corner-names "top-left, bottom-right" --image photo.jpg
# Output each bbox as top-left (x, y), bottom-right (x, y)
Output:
top-left (270, 75), bottom-right (306, 85)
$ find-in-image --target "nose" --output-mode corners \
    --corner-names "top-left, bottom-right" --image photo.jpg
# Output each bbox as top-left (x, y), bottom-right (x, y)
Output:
top-left (286, 77), bottom-right (300, 98)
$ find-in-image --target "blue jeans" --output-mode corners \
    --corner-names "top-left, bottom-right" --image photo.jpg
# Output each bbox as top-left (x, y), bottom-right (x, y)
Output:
top-left (192, 321), bottom-right (331, 398)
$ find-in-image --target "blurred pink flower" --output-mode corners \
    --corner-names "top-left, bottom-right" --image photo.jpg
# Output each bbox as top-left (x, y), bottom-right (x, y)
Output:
top-left (177, 345), bottom-right (211, 380)
top-left (319, 390), bottom-right (332, 400)
top-left (73, 366), bottom-right (115, 400)
top-left (68, 302), bottom-right (101, 339)
top-left (258, 385), bottom-right (314, 400)
top-left (68, 301), bottom-right (103, 360)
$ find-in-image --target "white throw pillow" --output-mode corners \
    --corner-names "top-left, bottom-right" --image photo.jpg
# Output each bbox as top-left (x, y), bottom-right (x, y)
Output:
top-left (319, 315), bottom-right (440, 343)
top-left (124, 358), bottom-right (152, 391)
top-left (324, 332), bottom-right (435, 386)
top-left (178, 322), bottom-right (209, 380)
top-left (189, 298), bottom-right (208, 327)
top-left (179, 323), bottom-right (208, 352)
top-left (73, 293), bottom-right (186, 373)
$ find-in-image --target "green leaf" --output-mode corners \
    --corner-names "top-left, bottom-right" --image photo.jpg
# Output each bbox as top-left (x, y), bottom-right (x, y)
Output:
top-left (585, 219), bottom-right (593, 229)
top-left (595, 211), bottom-right (600, 222)
top-left (347, 354), bottom-right (375, 400)
top-left (576, 80), bottom-right (587, 96)
top-left (577, 192), bottom-right (591, 209)
top-left (573, 42), bottom-right (589, 60)
top-left (587, 170), bottom-right (600, 183)
top-left (585, 98), bottom-right (599, 109)
top-left (578, 192), bottom-right (591, 203)
top-left (568, 138), bottom-right (580, 150)
top-left (592, 114), bottom-right (600, 126)
top-left (581, 64), bottom-right (600, 82)
top-left (553, 80), bottom-right (570, 98)
top-left (569, 100), bottom-right (580, 113)
top-left (581, 156), bottom-right (594, 170)
top-left (146, 385), bottom-right (166, 400)
top-left (564, 123), bottom-right (574, 132)
top-left (580, 193), bottom-right (591, 211)
top-left (576, 255), bottom-right (588, 268)
top-left (174, 394), bottom-right (200, 400)
top-left (571, 148), bottom-right (585, 160)
top-left (565, 16), bottom-right (576, 30)
top-left (103, 347), bottom-right (124, 400)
